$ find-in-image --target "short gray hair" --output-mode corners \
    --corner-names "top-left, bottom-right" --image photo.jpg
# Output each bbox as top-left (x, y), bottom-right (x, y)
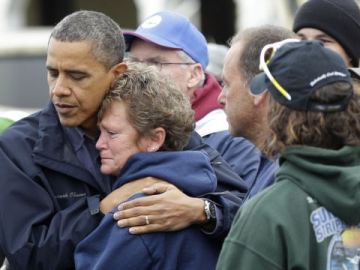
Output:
top-left (50, 10), bottom-right (125, 69)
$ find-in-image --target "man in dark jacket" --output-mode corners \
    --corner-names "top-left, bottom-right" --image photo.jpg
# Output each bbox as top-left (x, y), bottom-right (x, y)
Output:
top-left (0, 10), bottom-right (247, 269)
top-left (218, 25), bottom-right (297, 198)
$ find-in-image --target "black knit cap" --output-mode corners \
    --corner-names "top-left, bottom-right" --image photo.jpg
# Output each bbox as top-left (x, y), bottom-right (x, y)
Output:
top-left (293, 0), bottom-right (360, 67)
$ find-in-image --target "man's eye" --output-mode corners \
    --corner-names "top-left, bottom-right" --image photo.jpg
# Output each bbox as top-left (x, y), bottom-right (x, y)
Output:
top-left (319, 39), bottom-right (332, 44)
top-left (71, 74), bottom-right (86, 81)
top-left (48, 70), bottom-right (59, 78)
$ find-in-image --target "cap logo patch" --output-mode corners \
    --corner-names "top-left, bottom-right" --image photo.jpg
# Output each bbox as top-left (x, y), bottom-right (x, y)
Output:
top-left (310, 71), bottom-right (347, 87)
top-left (141, 15), bottom-right (162, 29)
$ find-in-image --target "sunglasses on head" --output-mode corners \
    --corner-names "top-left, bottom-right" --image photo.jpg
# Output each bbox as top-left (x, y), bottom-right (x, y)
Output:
top-left (259, 38), bottom-right (300, 101)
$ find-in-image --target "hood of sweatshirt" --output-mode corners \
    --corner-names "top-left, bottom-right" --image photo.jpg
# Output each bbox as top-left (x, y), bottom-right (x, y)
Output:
top-left (277, 145), bottom-right (360, 225)
top-left (113, 151), bottom-right (217, 197)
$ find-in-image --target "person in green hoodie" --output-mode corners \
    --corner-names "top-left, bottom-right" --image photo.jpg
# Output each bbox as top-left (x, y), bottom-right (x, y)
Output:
top-left (216, 39), bottom-right (360, 270)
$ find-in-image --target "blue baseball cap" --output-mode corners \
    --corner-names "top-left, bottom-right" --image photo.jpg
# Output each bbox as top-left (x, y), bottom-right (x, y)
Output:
top-left (124, 11), bottom-right (209, 70)
top-left (250, 40), bottom-right (353, 112)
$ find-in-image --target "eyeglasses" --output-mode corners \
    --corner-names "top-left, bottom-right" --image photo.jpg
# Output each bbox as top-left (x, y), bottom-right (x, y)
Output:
top-left (259, 38), bottom-right (300, 101)
top-left (126, 57), bottom-right (195, 70)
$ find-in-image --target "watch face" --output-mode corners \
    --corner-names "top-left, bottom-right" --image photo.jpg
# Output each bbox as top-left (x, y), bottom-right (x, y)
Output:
top-left (209, 201), bottom-right (216, 219)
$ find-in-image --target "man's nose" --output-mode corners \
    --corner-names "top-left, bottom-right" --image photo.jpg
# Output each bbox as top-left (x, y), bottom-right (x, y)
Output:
top-left (51, 75), bottom-right (71, 96)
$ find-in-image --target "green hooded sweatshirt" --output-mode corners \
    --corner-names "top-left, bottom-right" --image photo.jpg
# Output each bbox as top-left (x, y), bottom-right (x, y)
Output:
top-left (217, 145), bottom-right (360, 270)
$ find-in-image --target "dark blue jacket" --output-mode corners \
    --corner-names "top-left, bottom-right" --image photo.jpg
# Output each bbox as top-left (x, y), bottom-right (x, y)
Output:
top-left (0, 103), bottom-right (247, 269)
top-left (0, 252), bottom-right (4, 268)
top-left (203, 131), bottom-right (277, 197)
top-left (75, 151), bottom-right (219, 270)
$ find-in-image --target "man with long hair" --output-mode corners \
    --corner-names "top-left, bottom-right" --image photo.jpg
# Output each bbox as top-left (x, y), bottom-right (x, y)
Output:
top-left (217, 40), bottom-right (360, 269)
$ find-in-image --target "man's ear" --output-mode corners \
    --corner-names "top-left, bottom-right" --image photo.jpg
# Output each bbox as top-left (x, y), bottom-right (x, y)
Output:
top-left (110, 62), bottom-right (128, 88)
top-left (145, 127), bottom-right (166, 152)
top-left (253, 91), bottom-right (269, 107)
top-left (187, 63), bottom-right (204, 89)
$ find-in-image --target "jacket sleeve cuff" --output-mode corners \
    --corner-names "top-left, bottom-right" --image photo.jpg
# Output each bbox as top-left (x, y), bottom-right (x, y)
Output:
top-left (201, 204), bottom-right (223, 235)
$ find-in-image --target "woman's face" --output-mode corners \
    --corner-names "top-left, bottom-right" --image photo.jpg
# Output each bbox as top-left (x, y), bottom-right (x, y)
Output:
top-left (96, 101), bottom-right (148, 175)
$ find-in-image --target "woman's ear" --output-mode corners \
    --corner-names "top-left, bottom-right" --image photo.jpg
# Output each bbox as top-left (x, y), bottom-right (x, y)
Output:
top-left (144, 127), bottom-right (166, 152)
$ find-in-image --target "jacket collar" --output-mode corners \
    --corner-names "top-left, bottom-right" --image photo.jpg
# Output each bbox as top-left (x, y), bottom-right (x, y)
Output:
top-left (33, 102), bottom-right (98, 189)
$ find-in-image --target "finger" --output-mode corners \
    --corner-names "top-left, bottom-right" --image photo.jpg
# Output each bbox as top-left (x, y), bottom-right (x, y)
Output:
top-left (113, 205), bottom-right (162, 220)
top-left (117, 215), bottom-right (158, 228)
top-left (117, 195), bottom-right (162, 211)
top-left (128, 224), bottom-right (163, 235)
top-left (142, 182), bottom-right (177, 195)
top-left (117, 215), bottom-right (148, 228)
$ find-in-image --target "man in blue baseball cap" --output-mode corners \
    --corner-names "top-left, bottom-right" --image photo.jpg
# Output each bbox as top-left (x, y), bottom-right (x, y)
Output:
top-left (114, 10), bottom-right (269, 238)
top-left (124, 10), bottom-right (209, 102)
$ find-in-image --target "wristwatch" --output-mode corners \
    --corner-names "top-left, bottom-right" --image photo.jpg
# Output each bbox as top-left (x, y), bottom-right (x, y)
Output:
top-left (203, 199), bottom-right (217, 223)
